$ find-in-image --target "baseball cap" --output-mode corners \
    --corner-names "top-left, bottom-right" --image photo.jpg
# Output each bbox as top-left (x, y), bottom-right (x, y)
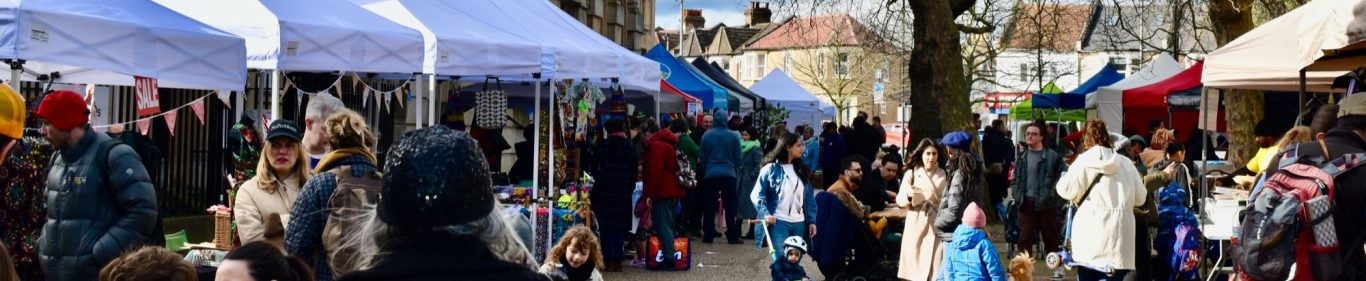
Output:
top-left (266, 120), bottom-right (302, 142)
top-left (1338, 93), bottom-right (1366, 117)
top-left (0, 84), bottom-right (23, 139)
top-left (30, 90), bottom-right (89, 131)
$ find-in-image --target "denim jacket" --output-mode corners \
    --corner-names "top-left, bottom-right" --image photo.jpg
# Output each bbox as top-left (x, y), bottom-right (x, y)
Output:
top-left (751, 162), bottom-right (818, 225)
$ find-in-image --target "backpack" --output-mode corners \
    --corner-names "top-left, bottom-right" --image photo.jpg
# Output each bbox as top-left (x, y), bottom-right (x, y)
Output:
top-left (321, 166), bottom-right (382, 277)
top-left (1232, 140), bottom-right (1363, 281)
top-left (676, 146), bottom-right (697, 189)
top-left (1156, 182), bottom-right (1200, 281)
top-left (93, 139), bottom-right (166, 248)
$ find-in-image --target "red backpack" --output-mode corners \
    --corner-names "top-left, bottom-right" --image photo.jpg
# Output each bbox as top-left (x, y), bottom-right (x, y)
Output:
top-left (1232, 140), bottom-right (1364, 281)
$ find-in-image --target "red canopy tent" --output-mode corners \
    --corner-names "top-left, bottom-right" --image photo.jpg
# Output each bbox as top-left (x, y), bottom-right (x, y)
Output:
top-left (1120, 61), bottom-right (1225, 141)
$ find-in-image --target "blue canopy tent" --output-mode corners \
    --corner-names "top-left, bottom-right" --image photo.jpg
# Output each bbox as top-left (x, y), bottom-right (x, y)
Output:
top-left (646, 44), bottom-right (730, 110)
top-left (1033, 65), bottom-right (1124, 109)
top-left (690, 58), bottom-right (764, 112)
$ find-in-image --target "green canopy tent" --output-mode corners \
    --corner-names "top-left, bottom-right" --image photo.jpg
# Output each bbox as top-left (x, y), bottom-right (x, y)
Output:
top-left (1009, 82), bottom-right (1086, 122)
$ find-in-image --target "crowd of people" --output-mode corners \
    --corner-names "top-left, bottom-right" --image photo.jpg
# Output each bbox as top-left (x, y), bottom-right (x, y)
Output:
top-left (7, 80), bottom-right (1366, 281)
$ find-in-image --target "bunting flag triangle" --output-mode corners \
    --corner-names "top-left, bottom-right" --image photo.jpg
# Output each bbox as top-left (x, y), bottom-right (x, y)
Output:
top-left (384, 91), bottom-right (392, 113)
top-left (332, 82), bottom-right (341, 97)
top-left (137, 118), bottom-right (152, 136)
top-left (282, 79), bottom-right (293, 94)
top-left (190, 99), bottom-right (206, 125)
top-left (296, 92), bottom-right (304, 112)
top-left (351, 73), bottom-right (361, 88)
top-left (363, 88), bottom-right (371, 109)
top-left (216, 91), bottom-right (232, 107)
top-left (396, 89), bottom-right (406, 109)
top-left (164, 111), bottom-right (178, 136)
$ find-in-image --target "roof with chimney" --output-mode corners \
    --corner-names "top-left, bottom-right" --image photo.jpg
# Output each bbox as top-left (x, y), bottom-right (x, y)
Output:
top-left (1001, 2), bottom-right (1093, 51)
top-left (744, 14), bottom-right (875, 50)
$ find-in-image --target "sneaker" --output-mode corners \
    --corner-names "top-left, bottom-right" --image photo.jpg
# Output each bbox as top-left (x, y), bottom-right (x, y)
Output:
top-left (1051, 269), bottom-right (1065, 280)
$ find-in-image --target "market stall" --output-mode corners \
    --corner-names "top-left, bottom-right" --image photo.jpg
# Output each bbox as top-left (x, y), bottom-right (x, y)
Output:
top-left (1122, 61), bottom-right (1226, 141)
top-left (0, 0), bottom-right (247, 91)
top-left (691, 58), bottom-right (765, 112)
top-left (648, 44), bottom-right (732, 110)
top-left (1089, 54), bottom-right (1184, 134)
top-left (750, 69), bottom-right (835, 132)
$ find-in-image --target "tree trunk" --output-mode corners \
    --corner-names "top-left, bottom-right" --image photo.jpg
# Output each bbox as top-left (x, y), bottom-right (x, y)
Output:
top-left (1209, 0), bottom-right (1261, 166)
top-left (908, 0), bottom-right (973, 140)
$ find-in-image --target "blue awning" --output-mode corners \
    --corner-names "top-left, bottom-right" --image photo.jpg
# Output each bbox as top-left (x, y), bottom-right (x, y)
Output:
top-left (646, 44), bottom-right (728, 110)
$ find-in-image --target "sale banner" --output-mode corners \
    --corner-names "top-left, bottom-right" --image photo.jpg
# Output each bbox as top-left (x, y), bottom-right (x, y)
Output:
top-left (134, 76), bottom-right (161, 116)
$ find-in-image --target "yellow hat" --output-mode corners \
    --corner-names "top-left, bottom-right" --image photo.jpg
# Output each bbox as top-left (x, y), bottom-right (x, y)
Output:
top-left (0, 84), bottom-right (23, 139)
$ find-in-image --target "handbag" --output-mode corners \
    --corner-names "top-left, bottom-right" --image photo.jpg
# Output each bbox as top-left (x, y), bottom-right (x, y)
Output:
top-left (646, 235), bottom-right (691, 271)
top-left (474, 78), bottom-right (507, 129)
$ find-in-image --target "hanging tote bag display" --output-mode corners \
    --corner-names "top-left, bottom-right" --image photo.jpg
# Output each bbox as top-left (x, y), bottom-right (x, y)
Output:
top-left (475, 77), bottom-right (508, 129)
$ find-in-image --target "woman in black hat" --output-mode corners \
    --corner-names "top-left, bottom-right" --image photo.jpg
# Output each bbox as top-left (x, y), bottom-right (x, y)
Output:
top-left (235, 120), bottom-right (311, 249)
top-left (337, 126), bottom-right (548, 281)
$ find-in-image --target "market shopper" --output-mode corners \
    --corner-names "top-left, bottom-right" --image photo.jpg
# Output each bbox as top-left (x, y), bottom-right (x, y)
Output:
top-left (801, 126), bottom-right (820, 172)
top-left (751, 133), bottom-right (818, 251)
top-left (0, 84), bottom-right (48, 281)
top-left (1263, 93), bottom-right (1366, 280)
top-left (286, 110), bottom-right (380, 281)
top-left (1139, 128), bottom-right (1174, 169)
top-left (736, 127), bottom-right (764, 239)
top-left (819, 122), bottom-right (847, 188)
top-left (34, 90), bottom-right (160, 281)
top-left (934, 131), bottom-right (990, 242)
top-left (1310, 104), bottom-right (1340, 140)
top-left (98, 246), bottom-right (196, 281)
top-left (699, 109), bottom-right (744, 244)
top-left (337, 126), bottom-right (547, 281)
top-left (302, 94), bottom-right (346, 169)
top-left (895, 139), bottom-right (949, 281)
top-left (1009, 122), bottom-right (1065, 257)
top-left (539, 226), bottom-right (605, 281)
top-left (1243, 119), bottom-right (1283, 175)
top-left (1056, 120), bottom-right (1147, 281)
top-left (588, 118), bottom-right (638, 272)
top-left (982, 119), bottom-right (1016, 210)
top-left (235, 120), bottom-right (312, 248)
top-left (687, 113), bottom-right (713, 236)
top-left (216, 241), bottom-right (313, 281)
top-left (811, 156), bottom-right (867, 279)
top-left (643, 120), bottom-right (684, 267)
top-left (858, 153), bottom-right (901, 211)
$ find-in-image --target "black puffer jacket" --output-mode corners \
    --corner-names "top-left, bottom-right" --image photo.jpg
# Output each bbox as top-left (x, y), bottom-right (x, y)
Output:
top-left (40, 129), bottom-right (158, 281)
top-left (339, 233), bottom-right (551, 281)
top-left (590, 135), bottom-right (639, 234)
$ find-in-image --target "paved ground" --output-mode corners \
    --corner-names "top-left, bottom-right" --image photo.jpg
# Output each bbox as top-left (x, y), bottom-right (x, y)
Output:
top-left (602, 225), bottom-right (1077, 281)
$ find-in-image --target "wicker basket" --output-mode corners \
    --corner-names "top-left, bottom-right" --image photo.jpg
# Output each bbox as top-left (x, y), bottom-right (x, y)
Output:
top-left (213, 212), bottom-right (232, 249)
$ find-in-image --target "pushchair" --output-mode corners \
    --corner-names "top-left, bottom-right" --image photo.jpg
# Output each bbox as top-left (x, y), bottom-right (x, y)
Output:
top-left (828, 214), bottom-right (901, 281)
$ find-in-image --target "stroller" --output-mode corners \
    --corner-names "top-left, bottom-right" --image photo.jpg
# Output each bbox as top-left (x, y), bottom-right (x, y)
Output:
top-left (829, 215), bottom-right (901, 281)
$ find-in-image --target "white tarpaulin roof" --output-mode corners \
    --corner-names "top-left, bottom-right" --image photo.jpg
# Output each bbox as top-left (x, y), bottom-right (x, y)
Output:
top-left (751, 69), bottom-right (834, 115)
top-left (1202, 0), bottom-right (1360, 92)
top-left (0, 0), bottom-right (247, 90)
top-left (156, 0), bottom-right (424, 74)
top-left (1090, 54), bottom-right (1183, 134)
top-left (478, 0), bottom-right (659, 92)
top-left (351, 0), bottom-right (542, 76)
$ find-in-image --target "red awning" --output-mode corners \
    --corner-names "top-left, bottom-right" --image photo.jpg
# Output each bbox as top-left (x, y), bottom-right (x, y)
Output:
top-left (663, 80), bottom-right (701, 103)
top-left (1123, 61), bottom-right (1204, 108)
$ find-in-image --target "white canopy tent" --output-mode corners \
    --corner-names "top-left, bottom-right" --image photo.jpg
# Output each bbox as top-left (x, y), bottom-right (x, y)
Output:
top-left (1201, 0), bottom-right (1360, 92)
top-left (0, 0), bottom-right (247, 91)
top-left (155, 0), bottom-right (425, 120)
top-left (489, 0), bottom-right (660, 92)
top-left (1088, 54), bottom-right (1183, 134)
top-left (351, 0), bottom-right (544, 77)
top-left (750, 69), bottom-right (834, 131)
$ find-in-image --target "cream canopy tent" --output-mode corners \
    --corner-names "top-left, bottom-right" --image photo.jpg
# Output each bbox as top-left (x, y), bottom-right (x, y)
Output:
top-left (1202, 0), bottom-right (1361, 92)
top-left (1088, 54), bottom-right (1183, 134)
top-left (0, 0), bottom-right (247, 91)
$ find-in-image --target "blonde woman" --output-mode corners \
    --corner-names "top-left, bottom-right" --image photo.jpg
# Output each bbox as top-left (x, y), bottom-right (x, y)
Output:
top-left (235, 120), bottom-right (311, 248)
top-left (895, 139), bottom-right (948, 281)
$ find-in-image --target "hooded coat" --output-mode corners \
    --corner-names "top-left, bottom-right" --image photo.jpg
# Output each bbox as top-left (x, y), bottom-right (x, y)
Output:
top-left (940, 225), bottom-right (1007, 281)
top-left (643, 129), bottom-right (683, 200)
top-left (590, 134), bottom-right (639, 234)
top-left (736, 140), bottom-right (764, 220)
top-left (1056, 146), bottom-right (1147, 270)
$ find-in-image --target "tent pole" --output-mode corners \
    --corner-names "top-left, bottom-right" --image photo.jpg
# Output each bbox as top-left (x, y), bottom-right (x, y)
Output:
top-left (1198, 87), bottom-right (1209, 206)
top-left (533, 74), bottom-right (542, 196)
top-left (1298, 69), bottom-right (1307, 125)
top-left (270, 70), bottom-right (282, 121)
top-left (7, 60), bottom-right (22, 91)
top-left (415, 74), bottom-right (425, 129)
top-left (428, 74), bottom-right (437, 129)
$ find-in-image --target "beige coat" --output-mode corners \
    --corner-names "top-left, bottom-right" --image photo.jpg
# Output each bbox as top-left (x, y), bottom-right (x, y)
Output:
top-left (895, 166), bottom-right (948, 281)
top-left (233, 173), bottom-right (303, 248)
top-left (1056, 146), bottom-right (1147, 270)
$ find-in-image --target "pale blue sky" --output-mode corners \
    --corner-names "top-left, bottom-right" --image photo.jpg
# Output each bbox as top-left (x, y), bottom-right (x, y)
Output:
top-left (655, 0), bottom-right (752, 30)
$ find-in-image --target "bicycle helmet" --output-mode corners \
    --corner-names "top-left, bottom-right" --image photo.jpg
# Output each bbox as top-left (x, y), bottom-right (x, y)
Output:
top-left (783, 236), bottom-right (807, 254)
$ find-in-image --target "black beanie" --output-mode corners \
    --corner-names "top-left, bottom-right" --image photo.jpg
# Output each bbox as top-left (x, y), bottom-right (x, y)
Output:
top-left (380, 126), bottom-right (494, 228)
top-left (1254, 119), bottom-right (1279, 137)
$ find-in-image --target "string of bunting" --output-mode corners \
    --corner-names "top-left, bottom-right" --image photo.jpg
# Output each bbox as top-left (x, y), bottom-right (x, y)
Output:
top-left (92, 91), bottom-right (226, 136)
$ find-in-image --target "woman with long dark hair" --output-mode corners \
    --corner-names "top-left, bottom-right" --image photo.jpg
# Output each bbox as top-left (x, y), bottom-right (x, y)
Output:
top-left (750, 132), bottom-right (816, 256)
top-left (895, 139), bottom-right (949, 281)
top-left (933, 131), bottom-right (990, 242)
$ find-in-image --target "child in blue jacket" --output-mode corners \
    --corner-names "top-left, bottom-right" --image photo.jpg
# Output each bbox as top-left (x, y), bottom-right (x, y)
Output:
top-left (940, 202), bottom-right (1007, 281)
top-left (771, 236), bottom-right (811, 281)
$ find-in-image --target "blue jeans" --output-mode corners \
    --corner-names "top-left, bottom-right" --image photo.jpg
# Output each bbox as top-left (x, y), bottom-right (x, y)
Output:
top-left (763, 220), bottom-right (806, 260)
top-left (651, 199), bottom-right (679, 265)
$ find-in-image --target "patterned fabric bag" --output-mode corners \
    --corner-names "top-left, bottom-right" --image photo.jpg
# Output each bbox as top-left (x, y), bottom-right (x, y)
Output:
top-left (475, 90), bottom-right (507, 129)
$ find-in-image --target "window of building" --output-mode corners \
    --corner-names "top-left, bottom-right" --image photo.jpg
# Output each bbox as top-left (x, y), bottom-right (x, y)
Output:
top-left (1018, 63), bottom-right (1029, 81)
top-left (784, 53), bottom-right (794, 73)
top-left (753, 54), bottom-right (766, 79)
top-left (835, 52), bottom-right (850, 78)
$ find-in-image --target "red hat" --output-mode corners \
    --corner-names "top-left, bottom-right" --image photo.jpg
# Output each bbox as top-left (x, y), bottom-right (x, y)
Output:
top-left (31, 90), bottom-right (89, 131)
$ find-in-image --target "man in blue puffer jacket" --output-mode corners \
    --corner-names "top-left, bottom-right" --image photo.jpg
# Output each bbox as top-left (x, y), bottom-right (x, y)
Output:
top-left (33, 90), bottom-right (159, 281)
top-left (941, 202), bottom-right (1007, 281)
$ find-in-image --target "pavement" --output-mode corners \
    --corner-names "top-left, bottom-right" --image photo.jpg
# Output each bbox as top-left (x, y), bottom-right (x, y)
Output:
top-left (601, 225), bottom-right (1078, 281)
